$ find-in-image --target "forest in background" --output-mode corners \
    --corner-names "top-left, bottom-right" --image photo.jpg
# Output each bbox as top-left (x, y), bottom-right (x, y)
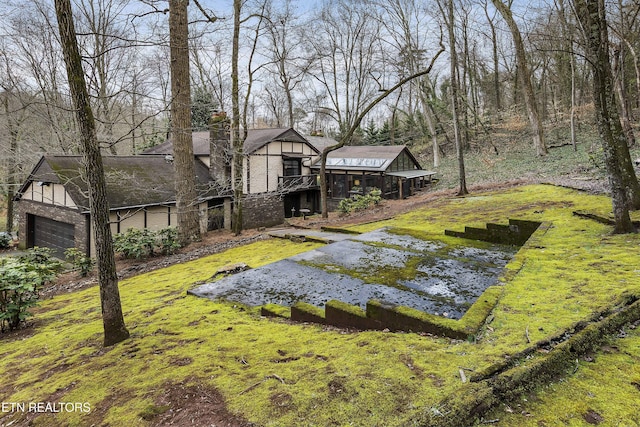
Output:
top-left (1, 0), bottom-right (639, 228)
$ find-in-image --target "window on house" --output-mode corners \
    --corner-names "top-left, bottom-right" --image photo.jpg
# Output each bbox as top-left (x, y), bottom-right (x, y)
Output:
top-left (283, 159), bottom-right (301, 176)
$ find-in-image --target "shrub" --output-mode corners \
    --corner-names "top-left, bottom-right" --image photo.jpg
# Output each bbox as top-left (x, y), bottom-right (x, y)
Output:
top-left (113, 227), bottom-right (182, 259)
top-left (587, 147), bottom-right (605, 171)
top-left (0, 247), bottom-right (63, 332)
top-left (113, 228), bottom-right (157, 259)
top-left (0, 232), bottom-right (11, 249)
top-left (338, 187), bottom-right (383, 214)
top-left (64, 247), bottom-right (95, 277)
top-left (157, 227), bottom-right (181, 255)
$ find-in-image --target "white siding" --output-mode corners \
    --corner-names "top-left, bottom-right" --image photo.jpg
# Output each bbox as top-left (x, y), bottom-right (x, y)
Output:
top-left (244, 141), bottom-right (319, 195)
top-left (21, 182), bottom-right (77, 208)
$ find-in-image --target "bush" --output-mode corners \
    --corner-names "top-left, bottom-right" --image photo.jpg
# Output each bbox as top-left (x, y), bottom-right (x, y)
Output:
top-left (587, 147), bottom-right (605, 171)
top-left (113, 228), bottom-right (157, 259)
top-left (64, 247), bottom-right (95, 277)
top-left (0, 232), bottom-right (11, 249)
top-left (0, 247), bottom-right (63, 332)
top-left (157, 227), bottom-right (181, 255)
top-left (113, 227), bottom-right (182, 259)
top-left (338, 188), bottom-right (382, 214)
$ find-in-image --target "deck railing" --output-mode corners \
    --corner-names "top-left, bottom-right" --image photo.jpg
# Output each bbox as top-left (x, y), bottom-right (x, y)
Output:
top-left (278, 174), bottom-right (319, 191)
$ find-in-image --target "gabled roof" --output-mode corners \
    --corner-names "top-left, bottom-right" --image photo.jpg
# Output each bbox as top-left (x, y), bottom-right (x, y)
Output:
top-left (142, 128), bottom-right (315, 156)
top-left (311, 145), bottom-right (422, 172)
top-left (16, 155), bottom-right (217, 212)
top-left (243, 128), bottom-right (309, 154)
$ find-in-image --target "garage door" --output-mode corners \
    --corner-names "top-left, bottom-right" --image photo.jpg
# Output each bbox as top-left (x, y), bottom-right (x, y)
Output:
top-left (30, 215), bottom-right (75, 258)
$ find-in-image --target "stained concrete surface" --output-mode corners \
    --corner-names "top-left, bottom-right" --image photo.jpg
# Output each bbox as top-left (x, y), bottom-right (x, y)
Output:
top-left (189, 228), bottom-right (517, 319)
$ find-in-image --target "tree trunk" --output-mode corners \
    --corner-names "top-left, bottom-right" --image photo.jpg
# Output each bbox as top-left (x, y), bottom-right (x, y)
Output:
top-left (570, 43), bottom-right (577, 151)
top-left (54, 0), bottom-right (129, 346)
top-left (231, 0), bottom-right (243, 235)
top-left (483, 1), bottom-right (501, 112)
top-left (444, 0), bottom-right (468, 195)
top-left (169, 0), bottom-right (201, 245)
top-left (2, 94), bottom-right (17, 233)
top-left (492, 0), bottom-right (548, 156)
top-left (574, 0), bottom-right (634, 233)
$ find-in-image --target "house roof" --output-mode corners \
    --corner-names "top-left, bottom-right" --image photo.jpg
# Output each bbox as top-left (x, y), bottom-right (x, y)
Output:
top-left (142, 132), bottom-right (211, 156)
top-left (311, 145), bottom-right (422, 172)
top-left (244, 128), bottom-right (310, 154)
top-left (142, 128), bottom-right (315, 157)
top-left (304, 135), bottom-right (340, 153)
top-left (16, 155), bottom-right (217, 212)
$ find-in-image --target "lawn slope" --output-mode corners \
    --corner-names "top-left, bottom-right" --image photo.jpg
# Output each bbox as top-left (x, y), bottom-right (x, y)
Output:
top-left (1, 184), bottom-right (639, 426)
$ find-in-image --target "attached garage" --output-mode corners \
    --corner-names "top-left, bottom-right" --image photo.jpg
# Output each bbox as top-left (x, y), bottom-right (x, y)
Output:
top-left (15, 155), bottom-right (220, 258)
top-left (27, 215), bottom-right (76, 258)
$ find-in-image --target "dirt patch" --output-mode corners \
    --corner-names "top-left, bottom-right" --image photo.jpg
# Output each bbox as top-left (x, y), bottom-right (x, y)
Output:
top-left (286, 177), bottom-right (607, 231)
top-left (150, 378), bottom-right (256, 427)
top-left (583, 409), bottom-right (605, 424)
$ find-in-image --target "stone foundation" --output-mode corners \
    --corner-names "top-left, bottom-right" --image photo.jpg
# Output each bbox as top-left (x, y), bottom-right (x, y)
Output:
top-left (242, 193), bottom-right (284, 229)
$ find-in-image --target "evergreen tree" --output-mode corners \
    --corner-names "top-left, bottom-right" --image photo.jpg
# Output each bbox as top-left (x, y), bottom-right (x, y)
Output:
top-left (191, 86), bottom-right (217, 131)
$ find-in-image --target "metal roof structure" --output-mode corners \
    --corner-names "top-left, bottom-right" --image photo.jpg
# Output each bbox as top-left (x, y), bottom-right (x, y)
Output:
top-left (311, 145), bottom-right (424, 173)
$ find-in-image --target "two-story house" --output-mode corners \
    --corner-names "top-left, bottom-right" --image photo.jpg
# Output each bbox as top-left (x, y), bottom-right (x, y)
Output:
top-left (14, 126), bottom-right (433, 256)
top-left (143, 127), bottom-right (327, 228)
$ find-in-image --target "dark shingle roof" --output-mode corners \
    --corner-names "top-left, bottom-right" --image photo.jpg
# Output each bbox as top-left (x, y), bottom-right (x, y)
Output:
top-left (142, 132), bottom-right (210, 156)
top-left (19, 155), bottom-right (216, 211)
top-left (304, 135), bottom-right (340, 152)
top-left (243, 128), bottom-right (308, 154)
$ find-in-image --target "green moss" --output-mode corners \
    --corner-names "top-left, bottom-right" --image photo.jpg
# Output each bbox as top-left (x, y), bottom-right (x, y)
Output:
top-left (458, 286), bottom-right (503, 332)
top-left (292, 301), bottom-right (325, 319)
top-left (261, 303), bottom-right (291, 318)
top-left (137, 404), bottom-right (170, 421)
top-left (301, 252), bottom-right (425, 290)
top-left (326, 299), bottom-right (367, 317)
top-left (2, 185), bottom-right (640, 427)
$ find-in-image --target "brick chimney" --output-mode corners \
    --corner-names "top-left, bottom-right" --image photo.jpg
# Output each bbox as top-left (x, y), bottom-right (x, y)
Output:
top-left (209, 111), bottom-right (231, 189)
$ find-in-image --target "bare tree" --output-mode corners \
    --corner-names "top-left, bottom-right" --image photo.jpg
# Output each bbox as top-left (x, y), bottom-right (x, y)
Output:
top-left (229, 0), bottom-right (268, 235)
top-left (6, 0), bottom-right (78, 155)
top-left (491, 0), bottom-right (548, 156)
top-left (608, 0), bottom-right (640, 112)
top-left (230, 0), bottom-right (244, 235)
top-left (54, 0), bottom-right (129, 346)
top-left (0, 47), bottom-right (34, 233)
top-left (377, 0), bottom-right (445, 167)
top-left (438, 0), bottom-right (468, 195)
top-left (306, 0), bottom-right (382, 138)
top-left (0, 93), bottom-right (19, 233)
top-left (261, 0), bottom-right (309, 128)
top-left (319, 51), bottom-right (444, 217)
top-left (482, 0), bottom-right (502, 112)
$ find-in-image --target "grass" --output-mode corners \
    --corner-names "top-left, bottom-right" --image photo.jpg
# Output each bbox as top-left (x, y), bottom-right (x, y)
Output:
top-left (1, 184), bottom-right (640, 426)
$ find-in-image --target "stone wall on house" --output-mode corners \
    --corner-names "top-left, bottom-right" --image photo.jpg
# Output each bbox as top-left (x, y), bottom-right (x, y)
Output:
top-left (242, 193), bottom-right (284, 229)
top-left (16, 199), bottom-right (89, 255)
